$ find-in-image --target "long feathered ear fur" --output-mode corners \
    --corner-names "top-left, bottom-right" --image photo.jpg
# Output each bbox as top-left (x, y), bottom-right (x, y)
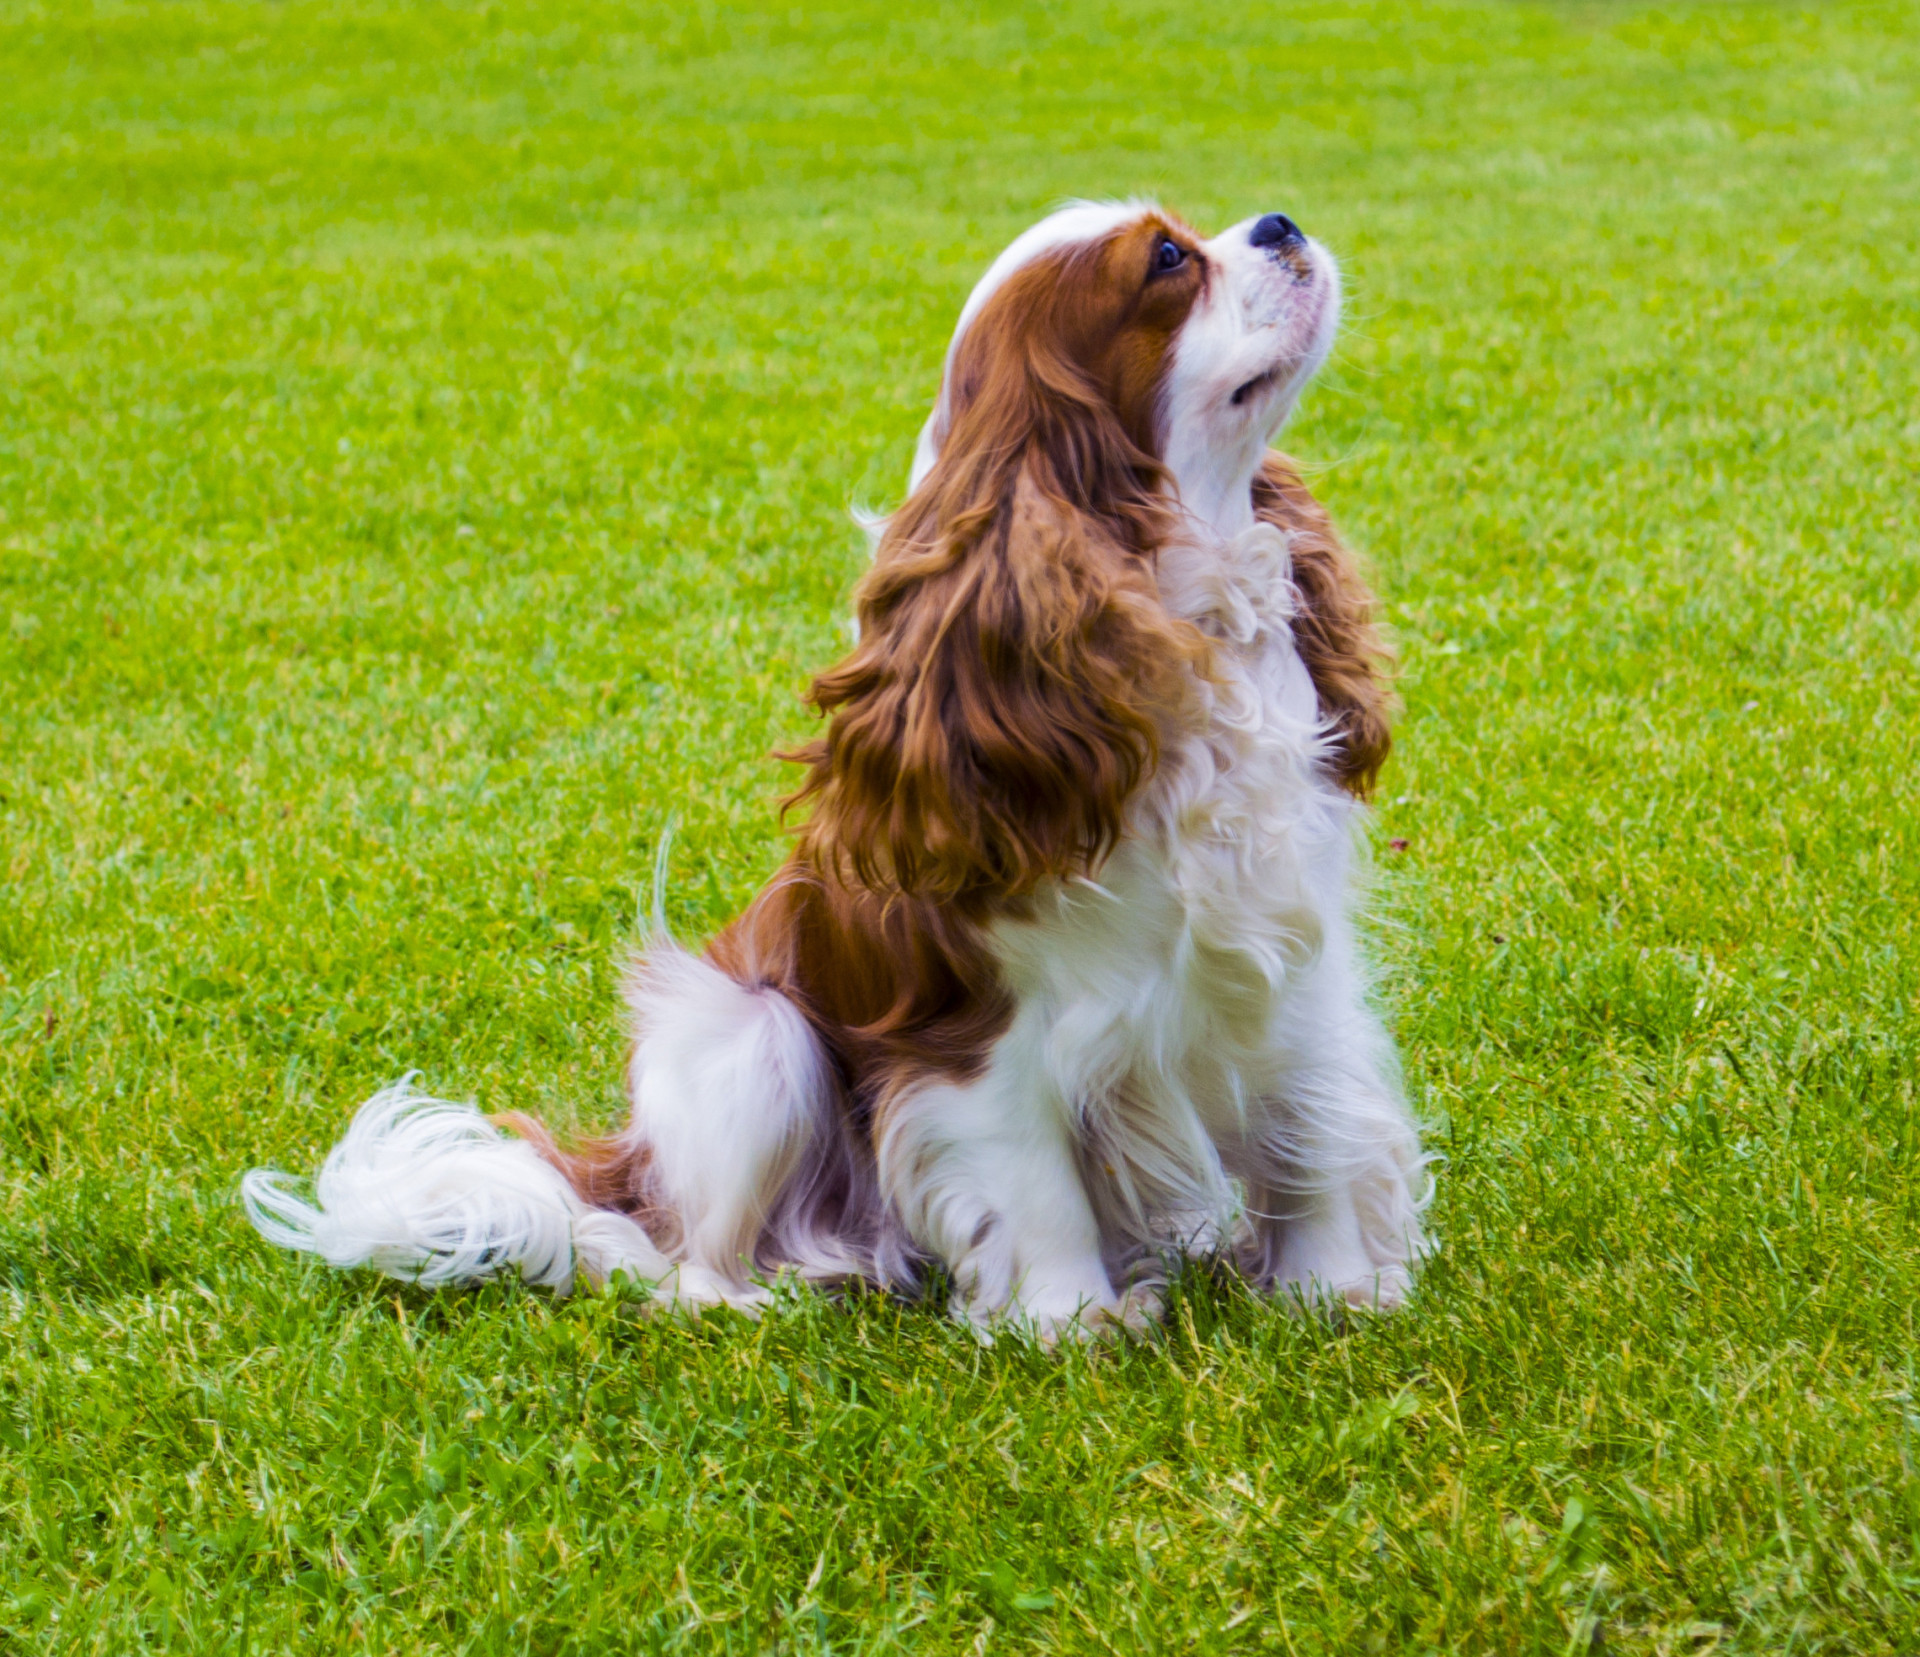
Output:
top-left (786, 244), bottom-right (1210, 911)
top-left (1253, 452), bottom-right (1397, 797)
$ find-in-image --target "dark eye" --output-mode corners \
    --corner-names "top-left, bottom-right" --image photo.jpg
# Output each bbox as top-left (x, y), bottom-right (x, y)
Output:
top-left (1153, 237), bottom-right (1187, 274)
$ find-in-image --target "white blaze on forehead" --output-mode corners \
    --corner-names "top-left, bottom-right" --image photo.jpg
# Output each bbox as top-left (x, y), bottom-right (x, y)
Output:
top-left (909, 201), bottom-right (1157, 491)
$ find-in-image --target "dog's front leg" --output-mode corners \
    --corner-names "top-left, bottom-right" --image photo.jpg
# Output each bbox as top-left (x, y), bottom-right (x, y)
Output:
top-left (1243, 957), bottom-right (1427, 1311)
top-left (876, 1037), bottom-right (1138, 1342)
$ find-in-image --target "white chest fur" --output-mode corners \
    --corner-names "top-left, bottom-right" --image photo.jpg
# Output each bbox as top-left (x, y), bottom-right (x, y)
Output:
top-left (986, 524), bottom-right (1361, 1247)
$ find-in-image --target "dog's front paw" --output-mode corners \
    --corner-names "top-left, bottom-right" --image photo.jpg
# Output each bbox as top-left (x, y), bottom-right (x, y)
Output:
top-left (1342, 1263), bottom-right (1411, 1312)
top-left (644, 1264), bottom-right (773, 1319)
top-left (960, 1281), bottom-right (1163, 1348)
top-left (1109, 1281), bottom-right (1165, 1336)
top-left (1277, 1262), bottom-right (1412, 1316)
top-left (1305, 1264), bottom-right (1412, 1314)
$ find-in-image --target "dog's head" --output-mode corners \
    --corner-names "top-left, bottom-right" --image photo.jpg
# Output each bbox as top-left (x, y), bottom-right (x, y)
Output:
top-left (910, 202), bottom-right (1341, 527)
top-left (790, 203), bottom-right (1379, 910)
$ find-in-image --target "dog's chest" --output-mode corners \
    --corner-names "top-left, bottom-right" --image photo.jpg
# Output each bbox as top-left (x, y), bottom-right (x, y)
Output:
top-left (993, 526), bottom-right (1349, 1077)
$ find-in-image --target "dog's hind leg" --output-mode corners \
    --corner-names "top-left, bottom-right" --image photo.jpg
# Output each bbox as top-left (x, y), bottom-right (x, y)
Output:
top-left (622, 943), bottom-right (852, 1309)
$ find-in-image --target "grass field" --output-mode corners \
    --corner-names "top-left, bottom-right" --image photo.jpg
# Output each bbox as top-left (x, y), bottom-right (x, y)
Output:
top-left (4, 0), bottom-right (1919, 1650)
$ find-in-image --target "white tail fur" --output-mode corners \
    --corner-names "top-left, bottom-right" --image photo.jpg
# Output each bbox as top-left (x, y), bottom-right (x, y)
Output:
top-left (240, 1077), bottom-right (670, 1294)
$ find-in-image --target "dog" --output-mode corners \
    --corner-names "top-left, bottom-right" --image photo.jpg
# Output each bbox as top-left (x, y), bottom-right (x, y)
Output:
top-left (244, 201), bottom-right (1429, 1340)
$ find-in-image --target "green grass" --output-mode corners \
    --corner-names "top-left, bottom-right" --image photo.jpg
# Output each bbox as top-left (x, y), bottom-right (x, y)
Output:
top-left (3, 0), bottom-right (1918, 1649)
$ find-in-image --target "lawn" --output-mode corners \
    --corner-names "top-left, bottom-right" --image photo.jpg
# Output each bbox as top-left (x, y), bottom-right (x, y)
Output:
top-left (3, 0), bottom-right (1918, 1650)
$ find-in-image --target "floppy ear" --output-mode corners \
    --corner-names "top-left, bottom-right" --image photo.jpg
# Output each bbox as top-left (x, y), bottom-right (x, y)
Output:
top-left (1253, 452), bottom-right (1396, 797)
top-left (789, 462), bottom-right (1205, 910)
top-left (787, 235), bottom-right (1213, 909)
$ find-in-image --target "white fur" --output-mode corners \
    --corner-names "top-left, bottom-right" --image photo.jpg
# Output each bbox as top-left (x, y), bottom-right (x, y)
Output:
top-left (620, 942), bottom-right (854, 1308)
top-left (240, 1078), bottom-right (670, 1294)
top-left (1162, 218), bottom-right (1344, 536)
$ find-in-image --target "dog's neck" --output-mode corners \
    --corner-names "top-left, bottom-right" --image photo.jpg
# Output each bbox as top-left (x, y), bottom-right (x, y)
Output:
top-left (1165, 424), bottom-right (1272, 543)
top-left (1171, 467), bottom-right (1262, 546)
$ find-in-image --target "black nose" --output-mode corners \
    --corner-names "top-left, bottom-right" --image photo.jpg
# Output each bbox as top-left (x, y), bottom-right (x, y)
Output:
top-left (1250, 212), bottom-right (1304, 251)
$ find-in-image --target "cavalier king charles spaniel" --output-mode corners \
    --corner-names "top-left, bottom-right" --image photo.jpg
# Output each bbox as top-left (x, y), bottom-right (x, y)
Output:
top-left (245, 202), bottom-right (1429, 1340)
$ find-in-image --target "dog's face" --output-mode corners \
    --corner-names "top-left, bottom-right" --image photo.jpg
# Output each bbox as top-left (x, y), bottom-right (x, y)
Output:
top-left (909, 201), bottom-right (1342, 528)
top-left (1159, 212), bottom-right (1342, 523)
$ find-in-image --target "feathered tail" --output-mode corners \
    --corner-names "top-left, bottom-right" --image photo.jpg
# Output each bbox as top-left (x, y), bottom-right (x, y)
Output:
top-left (240, 1077), bottom-right (671, 1294)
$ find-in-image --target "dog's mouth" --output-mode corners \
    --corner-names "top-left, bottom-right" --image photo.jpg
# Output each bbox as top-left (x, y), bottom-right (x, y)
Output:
top-left (1230, 366), bottom-right (1282, 407)
top-left (1228, 273), bottom-right (1336, 410)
